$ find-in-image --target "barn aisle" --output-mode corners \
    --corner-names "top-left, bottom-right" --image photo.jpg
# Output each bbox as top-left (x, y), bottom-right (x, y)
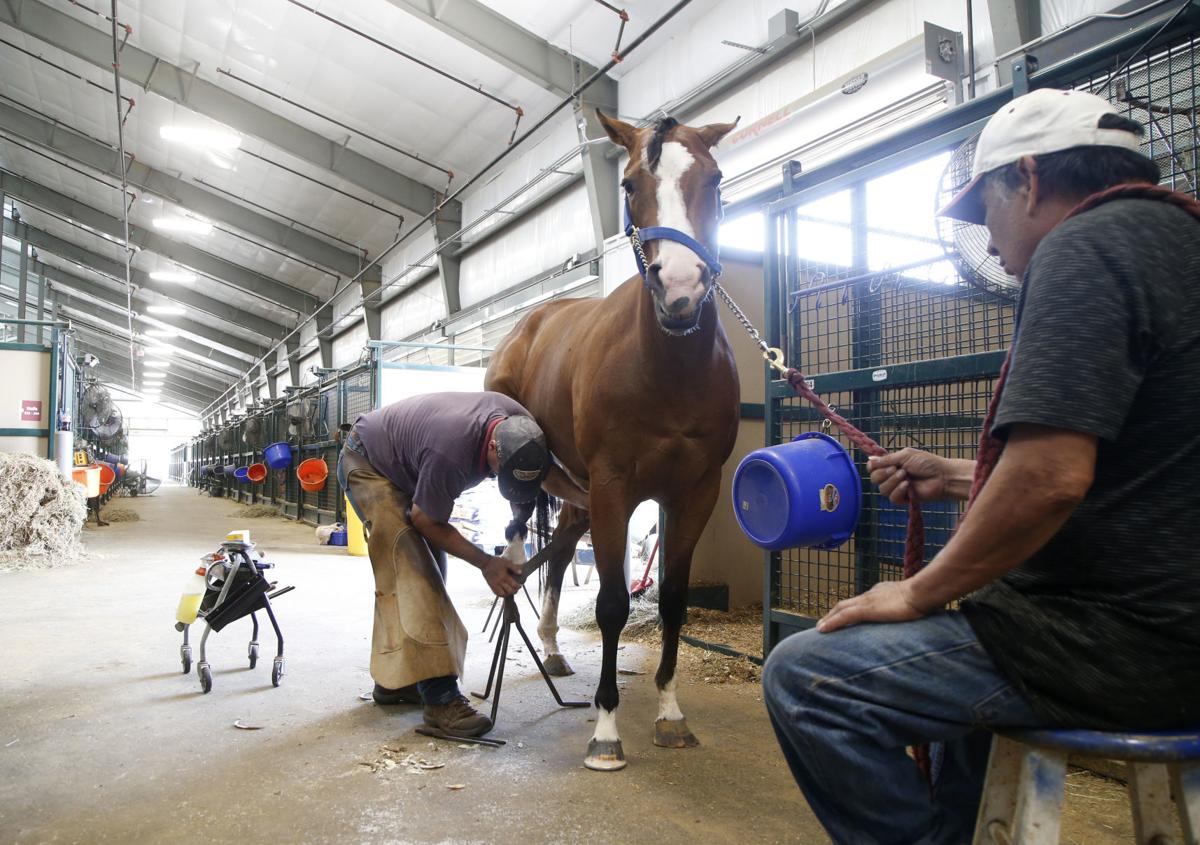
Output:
top-left (0, 485), bottom-right (818, 844)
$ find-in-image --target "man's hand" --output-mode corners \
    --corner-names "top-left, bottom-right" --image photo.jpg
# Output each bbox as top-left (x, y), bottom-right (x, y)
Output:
top-left (868, 449), bottom-right (969, 504)
top-left (816, 580), bottom-right (926, 633)
top-left (482, 555), bottom-right (522, 598)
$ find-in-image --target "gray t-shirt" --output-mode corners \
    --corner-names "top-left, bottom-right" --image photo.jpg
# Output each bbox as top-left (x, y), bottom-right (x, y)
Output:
top-left (353, 391), bottom-right (529, 522)
top-left (961, 198), bottom-right (1200, 729)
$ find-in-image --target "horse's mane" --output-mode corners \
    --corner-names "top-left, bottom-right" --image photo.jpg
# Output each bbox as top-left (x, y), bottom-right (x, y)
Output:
top-left (646, 116), bottom-right (678, 171)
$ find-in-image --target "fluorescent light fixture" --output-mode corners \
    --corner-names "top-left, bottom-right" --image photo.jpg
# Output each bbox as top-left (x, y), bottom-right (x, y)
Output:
top-left (159, 125), bottom-right (241, 151)
top-left (148, 270), bottom-right (196, 283)
top-left (145, 329), bottom-right (178, 338)
top-left (152, 216), bottom-right (213, 235)
top-left (144, 361), bottom-right (171, 369)
top-left (146, 305), bottom-right (185, 316)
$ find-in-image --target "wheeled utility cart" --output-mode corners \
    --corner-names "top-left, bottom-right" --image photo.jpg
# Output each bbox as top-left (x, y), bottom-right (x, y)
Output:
top-left (175, 537), bottom-right (294, 693)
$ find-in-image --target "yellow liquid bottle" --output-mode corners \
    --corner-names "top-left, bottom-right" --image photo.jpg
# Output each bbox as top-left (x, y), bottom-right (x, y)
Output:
top-left (175, 566), bottom-right (207, 625)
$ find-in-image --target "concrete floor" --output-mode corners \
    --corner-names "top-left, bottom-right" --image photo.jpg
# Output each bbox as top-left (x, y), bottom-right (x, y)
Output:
top-left (0, 486), bottom-right (820, 845)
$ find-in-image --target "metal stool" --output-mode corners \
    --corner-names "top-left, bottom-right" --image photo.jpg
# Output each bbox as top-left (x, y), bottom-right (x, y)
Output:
top-left (974, 728), bottom-right (1200, 844)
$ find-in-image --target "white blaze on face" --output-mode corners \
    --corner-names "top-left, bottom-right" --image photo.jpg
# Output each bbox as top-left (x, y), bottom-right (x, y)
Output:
top-left (647, 140), bottom-right (708, 320)
top-left (657, 676), bottom-right (684, 722)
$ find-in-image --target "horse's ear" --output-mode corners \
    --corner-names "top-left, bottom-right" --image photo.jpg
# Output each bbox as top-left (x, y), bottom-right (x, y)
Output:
top-left (697, 116), bottom-right (741, 149)
top-left (596, 109), bottom-right (637, 150)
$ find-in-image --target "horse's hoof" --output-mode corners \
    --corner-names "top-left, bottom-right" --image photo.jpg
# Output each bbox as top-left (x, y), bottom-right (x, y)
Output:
top-left (543, 653), bottom-right (575, 676)
top-left (654, 718), bottom-right (700, 748)
top-left (584, 739), bottom-right (627, 771)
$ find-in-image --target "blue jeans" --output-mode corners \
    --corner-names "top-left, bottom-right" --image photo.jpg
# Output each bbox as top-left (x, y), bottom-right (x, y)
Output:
top-left (338, 432), bottom-right (459, 707)
top-left (762, 612), bottom-right (1044, 845)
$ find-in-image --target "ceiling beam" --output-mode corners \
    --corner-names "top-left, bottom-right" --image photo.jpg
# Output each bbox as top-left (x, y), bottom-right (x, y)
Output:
top-left (62, 310), bottom-right (238, 386)
top-left (49, 288), bottom-right (250, 375)
top-left (0, 99), bottom-right (365, 276)
top-left (381, 0), bottom-right (617, 108)
top-left (72, 332), bottom-right (231, 402)
top-left (3, 246), bottom-right (264, 360)
top-left (0, 0), bottom-right (443, 214)
top-left (0, 169), bottom-right (318, 314)
top-left (42, 263), bottom-right (262, 359)
top-left (3, 218), bottom-right (290, 339)
top-left (92, 363), bottom-right (211, 411)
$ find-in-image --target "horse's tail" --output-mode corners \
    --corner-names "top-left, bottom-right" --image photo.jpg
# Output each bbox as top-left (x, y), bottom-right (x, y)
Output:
top-left (534, 490), bottom-right (559, 551)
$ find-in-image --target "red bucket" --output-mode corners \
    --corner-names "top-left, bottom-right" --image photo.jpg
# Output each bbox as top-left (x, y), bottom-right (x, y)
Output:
top-left (297, 458), bottom-right (328, 492)
top-left (247, 463), bottom-right (268, 483)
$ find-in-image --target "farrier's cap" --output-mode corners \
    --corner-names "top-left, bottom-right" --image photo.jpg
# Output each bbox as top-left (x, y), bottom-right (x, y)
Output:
top-left (938, 89), bottom-right (1144, 225)
top-left (494, 415), bottom-right (549, 503)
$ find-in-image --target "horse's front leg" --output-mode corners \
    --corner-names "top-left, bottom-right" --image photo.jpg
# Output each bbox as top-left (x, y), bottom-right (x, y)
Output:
top-left (654, 472), bottom-right (722, 749)
top-left (502, 500), bottom-right (535, 564)
top-left (584, 487), bottom-right (632, 771)
top-left (537, 502), bottom-right (589, 676)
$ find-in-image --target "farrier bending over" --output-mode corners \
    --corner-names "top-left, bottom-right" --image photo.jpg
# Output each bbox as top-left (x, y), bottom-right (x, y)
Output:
top-left (339, 390), bottom-right (586, 738)
top-left (763, 89), bottom-right (1200, 844)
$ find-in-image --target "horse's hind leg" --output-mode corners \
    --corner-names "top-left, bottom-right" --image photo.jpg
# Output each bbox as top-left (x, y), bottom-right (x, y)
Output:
top-left (654, 473), bottom-right (722, 749)
top-left (538, 503), bottom-right (589, 676)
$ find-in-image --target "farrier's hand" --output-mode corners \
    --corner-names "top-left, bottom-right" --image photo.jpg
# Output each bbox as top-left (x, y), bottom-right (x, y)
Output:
top-left (867, 449), bottom-right (953, 505)
top-left (816, 580), bottom-right (926, 633)
top-left (482, 555), bottom-right (522, 598)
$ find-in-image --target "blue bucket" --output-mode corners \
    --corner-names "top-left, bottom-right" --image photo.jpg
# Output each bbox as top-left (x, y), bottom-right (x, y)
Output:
top-left (263, 441), bottom-right (293, 470)
top-left (329, 527), bottom-right (348, 547)
top-left (234, 467), bottom-right (250, 483)
top-left (732, 432), bottom-right (862, 550)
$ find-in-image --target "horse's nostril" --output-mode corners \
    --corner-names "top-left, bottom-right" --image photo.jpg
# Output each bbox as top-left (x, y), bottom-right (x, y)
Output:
top-left (670, 296), bottom-right (691, 313)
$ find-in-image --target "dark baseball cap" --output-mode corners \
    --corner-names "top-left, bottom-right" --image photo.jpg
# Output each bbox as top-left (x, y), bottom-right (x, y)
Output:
top-left (493, 416), bottom-right (549, 503)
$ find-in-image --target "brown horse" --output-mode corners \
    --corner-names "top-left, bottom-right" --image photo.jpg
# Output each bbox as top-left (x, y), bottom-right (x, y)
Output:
top-left (485, 111), bottom-right (740, 771)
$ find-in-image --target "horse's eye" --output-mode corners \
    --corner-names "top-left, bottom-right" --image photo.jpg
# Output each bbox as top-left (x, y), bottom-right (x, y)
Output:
top-left (621, 179), bottom-right (634, 195)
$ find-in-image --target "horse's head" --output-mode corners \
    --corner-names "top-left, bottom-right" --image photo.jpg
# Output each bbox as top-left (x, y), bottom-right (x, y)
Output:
top-left (598, 110), bottom-right (739, 335)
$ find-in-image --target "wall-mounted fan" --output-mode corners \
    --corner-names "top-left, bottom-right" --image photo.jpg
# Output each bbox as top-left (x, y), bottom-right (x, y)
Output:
top-left (95, 405), bottom-right (124, 442)
top-left (81, 383), bottom-right (114, 431)
top-left (935, 137), bottom-right (1020, 302)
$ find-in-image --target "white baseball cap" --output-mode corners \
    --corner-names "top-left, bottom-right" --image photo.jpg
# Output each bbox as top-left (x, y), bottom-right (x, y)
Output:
top-left (938, 88), bottom-right (1144, 224)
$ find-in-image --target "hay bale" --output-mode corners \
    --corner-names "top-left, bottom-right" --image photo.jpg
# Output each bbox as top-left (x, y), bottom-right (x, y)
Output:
top-left (102, 507), bottom-right (140, 523)
top-left (0, 453), bottom-right (87, 572)
top-left (232, 505), bottom-right (281, 519)
top-left (561, 583), bottom-right (661, 636)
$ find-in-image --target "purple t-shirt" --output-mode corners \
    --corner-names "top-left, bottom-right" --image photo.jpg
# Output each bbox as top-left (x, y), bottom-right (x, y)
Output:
top-left (353, 391), bottom-right (529, 522)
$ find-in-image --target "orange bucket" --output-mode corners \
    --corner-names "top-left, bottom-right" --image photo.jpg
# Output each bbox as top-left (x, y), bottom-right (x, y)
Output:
top-left (72, 466), bottom-right (100, 497)
top-left (247, 463), bottom-right (268, 483)
top-left (297, 458), bottom-right (328, 492)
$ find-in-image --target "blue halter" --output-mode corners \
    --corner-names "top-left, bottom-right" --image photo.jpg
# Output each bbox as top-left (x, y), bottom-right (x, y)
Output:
top-left (624, 194), bottom-right (723, 280)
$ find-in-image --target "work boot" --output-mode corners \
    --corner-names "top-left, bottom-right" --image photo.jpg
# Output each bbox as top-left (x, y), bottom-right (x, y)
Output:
top-left (372, 682), bottom-right (421, 705)
top-left (423, 695), bottom-right (494, 737)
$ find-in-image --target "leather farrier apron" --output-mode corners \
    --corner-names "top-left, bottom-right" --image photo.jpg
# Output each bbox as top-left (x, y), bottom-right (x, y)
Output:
top-left (340, 440), bottom-right (468, 689)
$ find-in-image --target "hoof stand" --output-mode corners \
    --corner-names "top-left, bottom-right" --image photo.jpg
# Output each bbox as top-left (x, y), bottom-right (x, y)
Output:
top-left (542, 653), bottom-right (575, 677)
top-left (654, 718), bottom-right (700, 748)
top-left (584, 739), bottom-right (627, 771)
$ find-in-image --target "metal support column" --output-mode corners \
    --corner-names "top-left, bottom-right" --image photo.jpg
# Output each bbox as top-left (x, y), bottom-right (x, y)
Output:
top-left (435, 202), bottom-right (463, 316)
top-left (261, 361), bottom-right (276, 400)
top-left (360, 265), bottom-right (382, 342)
top-left (284, 334), bottom-right (301, 387)
top-left (849, 182), bottom-right (883, 595)
top-left (987, 0), bottom-right (1040, 85)
top-left (315, 305), bottom-right (333, 370)
top-left (35, 259), bottom-right (45, 345)
top-left (16, 225), bottom-right (28, 342)
top-left (576, 102), bottom-right (622, 257)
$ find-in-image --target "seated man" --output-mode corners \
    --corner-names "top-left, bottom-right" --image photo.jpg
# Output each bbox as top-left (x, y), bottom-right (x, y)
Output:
top-left (339, 390), bottom-right (583, 738)
top-left (763, 88), bottom-right (1200, 844)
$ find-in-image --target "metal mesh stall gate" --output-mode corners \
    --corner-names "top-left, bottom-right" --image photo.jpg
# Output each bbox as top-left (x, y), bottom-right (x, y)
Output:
top-left (761, 11), bottom-right (1200, 652)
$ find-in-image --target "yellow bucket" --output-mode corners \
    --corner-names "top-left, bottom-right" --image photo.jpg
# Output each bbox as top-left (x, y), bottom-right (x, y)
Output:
top-left (345, 495), bottom-right (368, 556)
